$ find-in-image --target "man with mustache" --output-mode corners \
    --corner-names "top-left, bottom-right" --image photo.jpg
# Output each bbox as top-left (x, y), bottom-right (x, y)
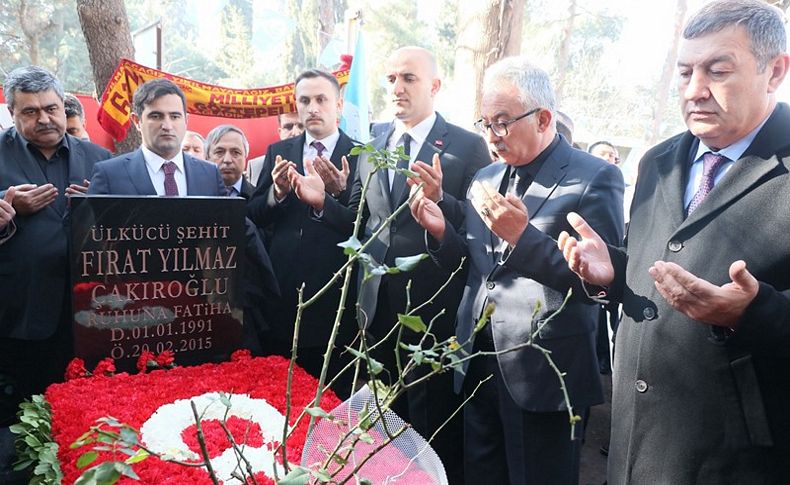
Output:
top-left (247, 69), bottom-right (359, 398)
top-left (559, 0), bottom-right (790, 482)
top-left (0, 65), bottom-right (111, 483)
top-left (291, 47), bottom-right (492, 484)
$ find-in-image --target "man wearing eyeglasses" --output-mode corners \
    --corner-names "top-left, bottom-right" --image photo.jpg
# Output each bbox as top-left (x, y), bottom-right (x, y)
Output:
top-left (410, 56), bottom-right (624, 484)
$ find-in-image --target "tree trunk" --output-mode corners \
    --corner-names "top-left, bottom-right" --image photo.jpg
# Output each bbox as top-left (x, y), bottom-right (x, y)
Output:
top-left (649, 0), bottom-right (686, 144)
top-left (453, 0), bottom-right (525, 123)
top-left (76, 0), bottom-right (139, 154)
top-left (553, 0), bottom-right (577, 104)
top-left (318, 0), bottom-right (335, 52)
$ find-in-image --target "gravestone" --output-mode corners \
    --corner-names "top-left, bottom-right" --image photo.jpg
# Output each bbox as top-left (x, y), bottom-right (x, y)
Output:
top-left (70, 196), bottom-right (245, 372)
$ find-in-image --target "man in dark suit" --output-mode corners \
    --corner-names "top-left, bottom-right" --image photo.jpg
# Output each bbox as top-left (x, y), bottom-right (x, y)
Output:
top-left (292, 47), bottom-right (491, 484)
top-left (559, 1), bottom-right (790, 483)
top-left (88, 79), bottom-right (224, 197)
top-left (411, 57), bottom-right (624, 484)
top-left (247, 69), bottom-right (359, 397)
top-left (0, 66), bottom-right (111, 483)
top-left (204, 124), bottom-right (256, 198)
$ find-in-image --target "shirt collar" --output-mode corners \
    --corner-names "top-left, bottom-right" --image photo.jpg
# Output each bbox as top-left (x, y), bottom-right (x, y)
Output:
top-left (142, 145), bottom-right (185, 173)
top-left (392, 112), bottom-right (437, 148)
top-left (230, 178), bottom-right (243, 194)
top-left (16, 129), bottom-right (69, 160)
top-left (693, 115), bottom-right (770, 163)
top-left (304, 130), bottom-right (341, 156)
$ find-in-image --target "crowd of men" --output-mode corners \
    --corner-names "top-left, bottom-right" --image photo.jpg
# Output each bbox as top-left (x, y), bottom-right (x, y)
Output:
top-left (1, 0), bottom-right (789, 483)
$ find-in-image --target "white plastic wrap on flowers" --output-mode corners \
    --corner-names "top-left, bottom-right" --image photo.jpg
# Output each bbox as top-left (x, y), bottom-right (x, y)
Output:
top-left (301, 385), bottom-right (448, 484)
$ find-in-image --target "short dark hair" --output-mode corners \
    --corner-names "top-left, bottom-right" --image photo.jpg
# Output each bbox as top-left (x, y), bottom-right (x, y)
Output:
top-left (294, 69), bottom-right (340, 96)
top-left (64, 94), bottom-right (85, 120)
top-left (3, 65), bottom-right (64, 110)
top-left (683, 0), bottom-right (786, 71)
top-left (132, 78), bottom-right (187, 116)
top-left (588, 140), bottom-right (616, 154)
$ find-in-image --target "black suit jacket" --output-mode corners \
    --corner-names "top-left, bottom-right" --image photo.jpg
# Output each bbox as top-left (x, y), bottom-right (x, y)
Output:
top-left (0, 129), bottom-right (111, 339)
top-left (247, 130), bottom-right (359, 347)
top-left (322, 114), bottom-right (491, 338)
top-left (606, 103), bottom-right (790, 484)
top-left (431, 137), bottom-right (624, 410)
top-left (239, 176), bottom-right (256, 199)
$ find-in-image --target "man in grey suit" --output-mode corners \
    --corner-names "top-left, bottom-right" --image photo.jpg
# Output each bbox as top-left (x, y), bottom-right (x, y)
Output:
top-left (88, 79), bottom-right (224, 197)
top-left (293, 47), bottom-right (491, 484)
top-left (410, 57), bottom-right (624, 484)
top-left (0, 66), bottom-right (111, 483)
top-left (560, 1), bottom-right (790, 483)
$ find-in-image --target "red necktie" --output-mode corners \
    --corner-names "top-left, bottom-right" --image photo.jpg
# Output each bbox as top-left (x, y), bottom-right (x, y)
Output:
top-left (162, 161), bottom-right (179, 196)
top-left (687, 152), bottom-right (726, 215)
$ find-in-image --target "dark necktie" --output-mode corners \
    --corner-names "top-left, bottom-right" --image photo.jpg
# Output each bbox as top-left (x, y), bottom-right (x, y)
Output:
top-left (226, 186), bottom-right (238, 197)
top-left (162, 161), bottom-right (179, 196)
top-left (311, 141), bottom-right (326, 158)
top-left (687, 152), bottom-right (726, 215)
top-left (390, 133), bottom-right (412, 201)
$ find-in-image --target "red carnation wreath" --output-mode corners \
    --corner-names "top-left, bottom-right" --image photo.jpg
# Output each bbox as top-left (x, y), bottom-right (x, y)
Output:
top-left (46, 355), bottom-right (340, 484)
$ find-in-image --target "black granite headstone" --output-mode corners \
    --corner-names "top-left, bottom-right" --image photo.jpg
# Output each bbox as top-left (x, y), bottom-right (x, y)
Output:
top-left (70, 196), bottom-right (245, 372)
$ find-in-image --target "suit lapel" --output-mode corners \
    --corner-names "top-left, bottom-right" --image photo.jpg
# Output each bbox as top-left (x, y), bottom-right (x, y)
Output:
top-left (655, 133), bottom-right (694, 231)
top-left (67, 138), bottom-right (90, 187)
top-left (523, 143), bottom-right (569, 220)
top-left (392, 114), bottom-right (450, 207)
top-left (6, 129), bottom-right (48, 187)
top-left (486, 163), bottom-right (510, 263)
top-left (125, 149), bottom-right (157, 195)
top-left (373, 127), bottom-right (395, 212)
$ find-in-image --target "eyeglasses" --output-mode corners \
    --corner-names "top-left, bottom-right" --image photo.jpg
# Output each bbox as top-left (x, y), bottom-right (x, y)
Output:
top-left (474, 107), bottom-right (541, 137)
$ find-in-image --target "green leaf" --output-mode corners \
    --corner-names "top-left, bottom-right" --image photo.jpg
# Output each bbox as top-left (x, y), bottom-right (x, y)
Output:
top-left (119, 428), bottom-right (138, 446)
top-left (338, 235), bottom-right (363, 255)
top-left (114, 461), bottom-right (140, 480)
top-left (398, 314), bottom-right (427, 333)
top-left (219, 393), bottom-right (232, 409)
top-left (76, 452), bottom-right (98, 469)
top-left (277, 466), bottom-right (311, 485)
top-left (304, 407), bottom-right (330, 419)
top-left (474, 303), bottom-right (496, 333)
top-left (412, 350), bottom-right (424, 365)
top-left (93, 461), bottom-right (122, 484)
top-left (346, 347), bottom-right (384, 375)
top-left (74, 467), bottom-right (98, 485)
top-left (358, 432), bottom-right (375, 444)
top-left (394, 253), bottom-right (428, 272)
top-left (124, 449), bottom-right (149, 465)
top-left (360, 479), bottom-right (373, 485)
top-left (430, 361), bottom-right (442, 372)
top-left (314, 467), bottom-right (332, 482)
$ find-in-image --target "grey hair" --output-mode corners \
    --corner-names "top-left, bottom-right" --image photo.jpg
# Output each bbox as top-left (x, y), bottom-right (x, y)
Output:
top-left (483, 56), bottom-right (557, 115)
top-left (683, 0), bottom-right (786, 70)
top-left (3, 66), bottom-right (64, 110)
top-left (205, 124), bottom-right (249, 157)
top-left (64, 94), bottom-right (85, 120)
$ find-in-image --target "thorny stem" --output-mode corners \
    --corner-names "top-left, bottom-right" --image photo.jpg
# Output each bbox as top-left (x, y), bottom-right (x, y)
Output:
top-left (190, 401), bottom-right (220, 485)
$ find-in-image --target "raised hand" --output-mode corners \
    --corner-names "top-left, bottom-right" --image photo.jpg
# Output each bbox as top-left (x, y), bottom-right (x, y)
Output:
top-left (289, 158), bottom-right (327, 211)
top-left (65, 178), bottom-right (91, 196)
top-left (407, 153), bottom-right (444, 202)
top-left (313, 155), bottom-right (350, 197)
top-left (558, 212), bottom-right (615, 286)
top-left (649, 260), bottom-right (758, 328)
top-left (0, 187), bottom-right (16, 230)
top-left (470, 180), bottom-right (528, 246)
top-left (409, 184), bottom-right (446, 241)
top-left (272, 155), bottom-right (297, 201)
top-left (11, 183), bottom-right (57, 216)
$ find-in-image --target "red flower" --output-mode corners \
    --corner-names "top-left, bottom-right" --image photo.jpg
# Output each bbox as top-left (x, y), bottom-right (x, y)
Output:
top-left (155, 350), bottom-right (175, 368)
top-left (92, 358), bottom-right (115, 377)
top-left (136, 351), bottom-right (157, 373)
top-left (230, 349), bottom-right (252, 362)
top-left (64, 358), bottom-right (88, 381)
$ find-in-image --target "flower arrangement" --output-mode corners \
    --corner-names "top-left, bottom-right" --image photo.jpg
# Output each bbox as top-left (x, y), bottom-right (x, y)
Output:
top-left (22, 354), bottom-right (340, 484)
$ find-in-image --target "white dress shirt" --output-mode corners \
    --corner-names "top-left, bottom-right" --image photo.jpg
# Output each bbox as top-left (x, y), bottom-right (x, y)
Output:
top-left (386, 112), bottom-right (437, 187)
top-left (142, 145), bottom-right (187, 196)
top-left (304, 130), bottom-right (341, 162)
top-left (684, 116), bottom-right (768, 209)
